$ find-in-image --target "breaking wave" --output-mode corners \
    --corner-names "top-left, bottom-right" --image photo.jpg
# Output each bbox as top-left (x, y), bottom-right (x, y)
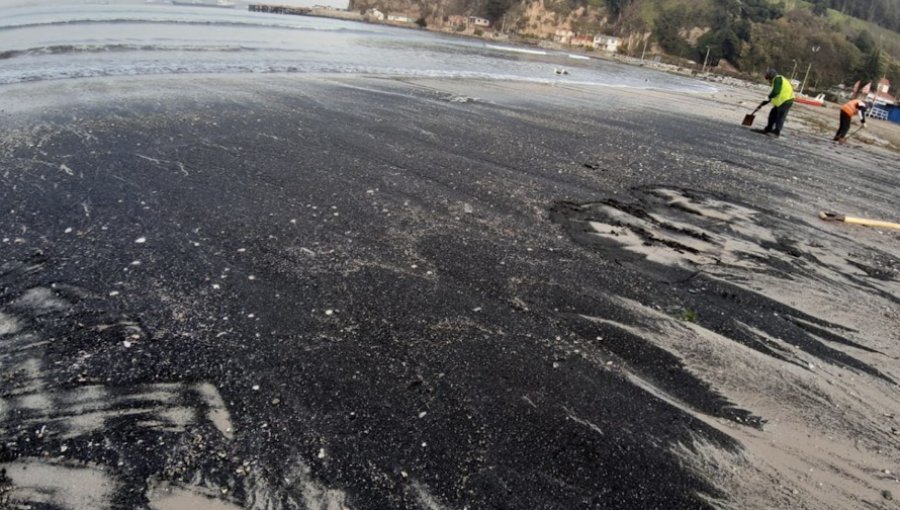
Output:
top-left (0, 44), bottom-right (298, 60)
top-left (0, 18), bottom-right (377, 34)
top-left (485, 44), bottom-right (548, 56)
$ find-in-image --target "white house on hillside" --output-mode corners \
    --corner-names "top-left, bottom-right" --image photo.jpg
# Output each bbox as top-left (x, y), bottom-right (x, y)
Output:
top-left (874, 78), bottom-right (895, 104)
top-left (365, 8), bottom-right (384, 20)
top-left (593, 34), bottom-right (620, 53)
top-left (468, 16), bottom-right (490, 27)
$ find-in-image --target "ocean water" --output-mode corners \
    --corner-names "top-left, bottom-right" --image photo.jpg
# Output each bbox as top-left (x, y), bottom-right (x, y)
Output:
top-left (0, 1), bottom-right (714, 92)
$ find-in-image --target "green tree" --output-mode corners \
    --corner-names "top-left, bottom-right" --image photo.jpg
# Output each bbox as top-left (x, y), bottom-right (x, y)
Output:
top-left (615, 0), bottom-right (647, 35)
top-left (739, 15), bottom-right (862, 88)
top-left (482, 0), bottom-right (513, 23)
top-left (853, 31), bottom-right (876, 54)
top-left (654, 8), bottom-right (694, 58)
top-left (697, 27), bottom-right (743, 65)
top-left (604, 0), bottom-right (632, 19)
top-left (734, 19), bottom-right (752, 41)
top-left (885, 61), bottom-right (900, 89)
top-left (824, 0), bottom-right (900, 32)
top-left (740, 0), bottom-right (783, 22)
top-left (811, 0), bottom-right (828, 16)
top-left (856, 46), bottom-right (884, 82)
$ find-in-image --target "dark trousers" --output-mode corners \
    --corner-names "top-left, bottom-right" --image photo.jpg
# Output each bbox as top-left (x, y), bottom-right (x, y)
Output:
top-left (835, 112), bottom-right (851, 140)
top-left (764, 100), bottom-right (792, 135)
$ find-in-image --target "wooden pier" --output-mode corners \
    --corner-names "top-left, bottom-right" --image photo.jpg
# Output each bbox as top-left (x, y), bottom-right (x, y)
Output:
top-left (248, 4), bottom-right (311, 15)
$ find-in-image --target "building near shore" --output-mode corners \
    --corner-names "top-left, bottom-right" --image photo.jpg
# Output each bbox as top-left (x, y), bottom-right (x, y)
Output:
top-left (387, 14), bottom-right (415, 23)
top-left (593, 34), bottom-right (620, 52)
top-left (570, 34), bottom-right (593, 47)
top-left (447, 14), bottom-right (467, 28)
top-left (874, 78), bottom-right (896, 104)
top-left (554, 29), bottom-right (574, 44)
top-left (249, 4), bottom-right (310, 15)
top-left (468, 16), bottom-right (490, 27)
top-left (364, 7), bottom-right (384, 20)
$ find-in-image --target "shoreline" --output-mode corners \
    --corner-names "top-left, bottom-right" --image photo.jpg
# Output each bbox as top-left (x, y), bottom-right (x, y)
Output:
top-left (4, 67), bottom-right (896, 152)
top-left (299, 7), bottom-right (900, 150)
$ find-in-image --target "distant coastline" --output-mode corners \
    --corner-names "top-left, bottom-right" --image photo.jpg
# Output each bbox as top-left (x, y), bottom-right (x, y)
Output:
top-left (243, 2), bottom-right (764, 96)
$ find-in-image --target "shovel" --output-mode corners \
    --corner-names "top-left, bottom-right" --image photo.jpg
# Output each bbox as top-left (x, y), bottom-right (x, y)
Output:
top-left (742, 103), bottom-right (764, 127)
top-left (835, 126), bottom-right (864, 144)
top-left (819, 211), bottom-right (900, 230)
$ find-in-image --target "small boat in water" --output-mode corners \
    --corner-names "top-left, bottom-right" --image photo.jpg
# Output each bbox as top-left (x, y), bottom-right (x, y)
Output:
top-left (795, 93), bottom-right (826, 107)
top-left (171, 0), bottom-right (236, 7)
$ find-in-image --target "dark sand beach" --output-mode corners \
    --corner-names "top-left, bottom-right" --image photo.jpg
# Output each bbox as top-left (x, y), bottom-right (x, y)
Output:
top-left (1, 74), bottom-right (899, 509)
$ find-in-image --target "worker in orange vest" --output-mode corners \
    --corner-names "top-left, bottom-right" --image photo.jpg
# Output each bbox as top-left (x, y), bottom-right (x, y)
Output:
top-left (834, 99), bottom-right (870, 142)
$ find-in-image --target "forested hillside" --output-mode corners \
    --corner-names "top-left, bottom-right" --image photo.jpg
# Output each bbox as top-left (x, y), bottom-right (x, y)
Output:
top-left (816, 0), bottom-right (900, 32)
top-left (350, 0), bottom-right (900, 89)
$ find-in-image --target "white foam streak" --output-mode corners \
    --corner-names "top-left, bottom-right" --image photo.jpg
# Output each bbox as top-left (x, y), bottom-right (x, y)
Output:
top-left (486, 44), bottom-right (547, 55)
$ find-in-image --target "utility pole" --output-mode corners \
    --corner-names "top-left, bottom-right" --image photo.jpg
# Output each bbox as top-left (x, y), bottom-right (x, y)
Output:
top-left (800, 62), bottom-right (812, 94)
top-left (701, 46), bottom-right (711, 74)
top-left (790, 60), bottom-right (798, 81)
top-left (800, 45), bottom-right (821, 95)
top-left (640, 35), bottom-right (648, 63)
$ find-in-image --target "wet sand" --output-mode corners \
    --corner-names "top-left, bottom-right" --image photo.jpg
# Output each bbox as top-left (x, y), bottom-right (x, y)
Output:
top-left (1, 74), bottom-right (899, 509)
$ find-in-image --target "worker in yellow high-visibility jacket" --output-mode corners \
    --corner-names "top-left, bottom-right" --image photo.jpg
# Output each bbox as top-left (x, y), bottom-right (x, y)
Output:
top-left (756, 68), bottom-right (795, 138)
